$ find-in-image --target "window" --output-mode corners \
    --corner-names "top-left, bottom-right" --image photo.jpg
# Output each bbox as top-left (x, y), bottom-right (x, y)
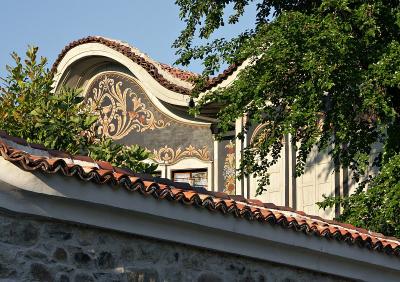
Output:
top-left (172, 169), bottom-right (208, 188)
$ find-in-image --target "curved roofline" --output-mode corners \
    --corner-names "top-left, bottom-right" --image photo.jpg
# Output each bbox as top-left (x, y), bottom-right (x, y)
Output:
top-left (52, 36), bottom-right (242, 97)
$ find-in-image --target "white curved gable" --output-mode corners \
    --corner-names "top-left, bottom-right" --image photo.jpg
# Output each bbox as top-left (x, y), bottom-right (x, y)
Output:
top-left (53, 42), bottom-right (192, 106)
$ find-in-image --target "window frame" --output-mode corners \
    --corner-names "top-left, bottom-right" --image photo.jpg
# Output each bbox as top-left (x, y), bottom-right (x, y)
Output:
top-left (171, 168), bottom-right (208, 188)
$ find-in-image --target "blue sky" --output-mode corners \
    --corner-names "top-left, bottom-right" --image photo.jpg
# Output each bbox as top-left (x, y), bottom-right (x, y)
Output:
top-left (0, 0), bottom-right (256, 78)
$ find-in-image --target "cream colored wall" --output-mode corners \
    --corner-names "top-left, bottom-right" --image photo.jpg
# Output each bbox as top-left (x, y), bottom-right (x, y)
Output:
top-left (296, 146), bottom-right (335, 218)
top-left (251, 149), bottom-right (286, 206)
top-left (244, 140), bottom-right (385, 219)
top-left (248, 144), bottom-right (336, 218)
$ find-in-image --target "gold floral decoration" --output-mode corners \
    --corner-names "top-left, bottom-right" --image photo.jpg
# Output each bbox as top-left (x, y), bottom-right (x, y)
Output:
top-left (151, 145), bottom-right (210, 164)
top-left (87, 74), bottom-right (170, 140)
top-left (223, 141), bottom-right (236, 195)
top-left (250, 123), bottom-right (268, 145)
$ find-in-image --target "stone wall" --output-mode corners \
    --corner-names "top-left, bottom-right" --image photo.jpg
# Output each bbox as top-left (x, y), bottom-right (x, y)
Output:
top-left (0, 209), bottom-right (351, 282)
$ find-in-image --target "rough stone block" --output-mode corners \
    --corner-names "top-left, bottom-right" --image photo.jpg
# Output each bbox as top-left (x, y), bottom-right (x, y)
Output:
top-left (96, 251), bottom-right (115, 270)
top-left (74, 273), bottom-right (94, 282)
top-left (125, 268), bottom-right (159, 282)
top-left (53, 247), bottom-right (68, 261)
top-left (30, 263), bottom-right (54, 282)
top-left (0, 221), bottom-right (39, 246)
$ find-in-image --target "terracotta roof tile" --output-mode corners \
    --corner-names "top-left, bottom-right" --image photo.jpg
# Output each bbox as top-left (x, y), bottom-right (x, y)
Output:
top-left (159, 63), bottom-right (198, 82)
top-left (52, 36), bottom-right (192, 95)
top-left (96, 160), bottom-right (114, 171)
top-left (52, 36), bottom-right (241, 96)
top-left (247, 199), bottom-right (264, 207)
top-left (201, 62), bottom-right (241, 91)
top-left (0, 131), bottom-right (399, 257)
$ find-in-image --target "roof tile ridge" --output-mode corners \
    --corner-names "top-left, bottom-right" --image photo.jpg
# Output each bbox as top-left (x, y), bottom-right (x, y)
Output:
top-left (233, 197), bottom-right (400, 244)
top-left (1, 131), bottom-right (400, 253)
top-left (159, 63), bottom-right (199, 82)
top-left (52, 36), bottom-right (247, 94)
top-left (53, 36), bottom-right (194, 92)
top-left (101, 37), bottom-right (196, 87)
top-left (159, 63), bottom-right (198, 75)
top-left (98, 35), bottom-right (242, 87)
top-left (266, 206), bottom-right (400, 244)
top-left (0, 131), bottom-right (98, 168)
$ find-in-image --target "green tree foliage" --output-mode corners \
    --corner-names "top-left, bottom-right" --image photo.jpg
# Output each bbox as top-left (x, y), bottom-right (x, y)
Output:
top-left (174, 0), bottom-right (400, 235)
top-left (88, 138), bottom-right (156, 174)
top-left (0, 46), bottom-right (156, 173)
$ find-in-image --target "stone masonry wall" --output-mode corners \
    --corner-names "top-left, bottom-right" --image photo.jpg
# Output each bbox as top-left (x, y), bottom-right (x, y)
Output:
top-left (0, 209), bottom-right (351, 282)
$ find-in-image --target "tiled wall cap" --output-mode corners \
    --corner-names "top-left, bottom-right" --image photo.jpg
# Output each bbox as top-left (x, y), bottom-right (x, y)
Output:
top-left (0, 133), bottom-right (399, 256)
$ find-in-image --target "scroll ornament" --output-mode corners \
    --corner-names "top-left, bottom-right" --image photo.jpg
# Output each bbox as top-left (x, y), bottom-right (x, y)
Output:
top-left (87, 75), bottom-right (170, 140)
top-left (151, 145), bottom-right (210, 164)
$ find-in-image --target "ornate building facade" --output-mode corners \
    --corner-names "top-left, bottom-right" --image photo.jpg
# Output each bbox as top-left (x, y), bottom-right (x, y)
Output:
top-left (53, 36), bottom-right (357, 219)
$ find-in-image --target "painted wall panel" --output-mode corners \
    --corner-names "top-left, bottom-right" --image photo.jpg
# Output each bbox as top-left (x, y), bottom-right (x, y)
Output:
top-left (217, 138), bottom-right (236, 194)
top-left (84, 71), bottom-right (214, 166)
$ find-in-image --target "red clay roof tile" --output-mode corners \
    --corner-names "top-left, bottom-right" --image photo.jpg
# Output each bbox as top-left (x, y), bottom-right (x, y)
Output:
top-left (0, 132), bottom-right (399, 257)
top-left (96, 160), bottom-right (114, 171)
top-left (52, 36), bottom-right (241, 96)
top-left (159, 63), bottom-right (198, 82)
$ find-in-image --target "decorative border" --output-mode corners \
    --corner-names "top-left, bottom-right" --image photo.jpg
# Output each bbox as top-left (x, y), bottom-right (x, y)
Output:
top-left (223, 141), bottom-right (236, 195)
top-left (150, 145), bottom-right (210, 165)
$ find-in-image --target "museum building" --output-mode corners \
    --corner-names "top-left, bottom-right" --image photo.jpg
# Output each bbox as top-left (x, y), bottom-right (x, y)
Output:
top-left (53, 36), bottom-right (360, 219)
top-left (0, 36), bottom-right (398, 281)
